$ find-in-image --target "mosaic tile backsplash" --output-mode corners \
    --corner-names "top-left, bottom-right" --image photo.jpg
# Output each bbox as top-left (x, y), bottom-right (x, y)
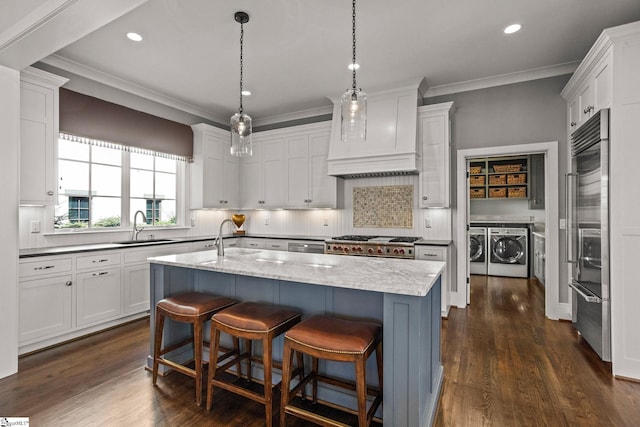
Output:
top-left (353, 185), bottom-right (413, 228)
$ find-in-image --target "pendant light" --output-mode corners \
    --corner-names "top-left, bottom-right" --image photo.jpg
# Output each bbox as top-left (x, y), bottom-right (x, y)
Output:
top-left (341, 0), bottom-right (366, 143)
top-left (230, 11), bottom-right (252, 157)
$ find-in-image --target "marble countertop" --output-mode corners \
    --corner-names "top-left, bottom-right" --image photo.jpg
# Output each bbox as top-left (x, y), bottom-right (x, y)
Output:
top-left (415, 239), bottom-right (452, 246)
top-left (149, 248), bottom-right (445, 297)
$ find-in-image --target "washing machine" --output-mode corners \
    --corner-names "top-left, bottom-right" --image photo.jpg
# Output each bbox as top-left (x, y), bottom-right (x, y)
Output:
top-left (488, 227), bottom-right (529, 278)
top-left (469, 227), bottom-right (487, 275)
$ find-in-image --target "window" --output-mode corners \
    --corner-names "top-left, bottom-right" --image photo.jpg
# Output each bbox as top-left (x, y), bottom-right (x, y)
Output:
top-left (55, 134), bottom-right (184, 231)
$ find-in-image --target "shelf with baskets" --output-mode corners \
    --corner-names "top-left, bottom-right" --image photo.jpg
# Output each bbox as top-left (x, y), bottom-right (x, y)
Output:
top-left (468, 156), bottom-right (529, 200)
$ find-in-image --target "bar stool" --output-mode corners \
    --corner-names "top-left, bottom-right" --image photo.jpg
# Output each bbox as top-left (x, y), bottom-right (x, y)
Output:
top-left (280, 315), bottom-right (383, 427)
top-left (206, 301), bottom-right (303, 426)
top-left (152, 292), bottom-right (237, 406)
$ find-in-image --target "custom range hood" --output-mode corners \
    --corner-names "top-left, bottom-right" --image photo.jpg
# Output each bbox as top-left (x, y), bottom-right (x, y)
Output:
top-left (327, 79), bottom-right (427, 178)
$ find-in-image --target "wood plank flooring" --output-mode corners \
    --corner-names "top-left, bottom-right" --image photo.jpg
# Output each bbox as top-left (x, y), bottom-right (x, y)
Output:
top-left (1, 275), bottom-right (639, 426)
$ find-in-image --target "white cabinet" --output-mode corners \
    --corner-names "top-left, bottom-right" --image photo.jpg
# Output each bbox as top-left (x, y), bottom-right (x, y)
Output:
top-left (242, 136), bottom-right (285, 209)
top-left (415, 244), bottom-right (451, 316)
top-left (265, 239), bottom-right (288, 251)
top-left (533, 233), bottom-right (545, 285)
top-left (19, 68), bottom-right (67, 205)
top-left (76, 267), bottom-right (122, 327)
top-left (19, 271), bottom-right (72, 343)
top-left (285, 123), bottom-right (337, 208)
top-left (418, 102), bottom-right (454, 208)
top-left (191, 124), bottom-right (240, 209)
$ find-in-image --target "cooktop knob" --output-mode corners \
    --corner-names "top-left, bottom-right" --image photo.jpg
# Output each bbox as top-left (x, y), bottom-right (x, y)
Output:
top-left (368, 248), bottom-right (373, 254)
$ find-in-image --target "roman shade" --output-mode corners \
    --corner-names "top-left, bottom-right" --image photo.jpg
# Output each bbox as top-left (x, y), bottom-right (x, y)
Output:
top-left (59, 88), bottom-right (193, 158)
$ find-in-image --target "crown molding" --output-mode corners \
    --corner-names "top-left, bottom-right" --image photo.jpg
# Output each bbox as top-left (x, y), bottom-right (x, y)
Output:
top-left (424, 62), bottom-right (580, 98)
top-left (252, 105), bottom-right (334, 127)
top-left (40, 54), bottom-right (228, 124)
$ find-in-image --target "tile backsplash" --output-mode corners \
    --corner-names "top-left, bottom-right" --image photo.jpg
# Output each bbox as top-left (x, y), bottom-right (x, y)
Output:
top-left (353, 185), bottom-right (413, 228)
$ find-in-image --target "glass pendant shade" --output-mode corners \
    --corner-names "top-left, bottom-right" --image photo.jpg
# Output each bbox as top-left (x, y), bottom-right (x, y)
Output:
top-left (340, 87), bottom-right (367, 143)
top-left (230, 112), bottom-right (252, 157)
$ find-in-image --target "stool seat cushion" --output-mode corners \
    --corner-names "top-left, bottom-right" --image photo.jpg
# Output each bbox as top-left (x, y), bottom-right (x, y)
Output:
top-left (285, 315), bottom-right (382, 355)
top-left (157, 292), bottom-right (237, 317)
top-left (213, 302), bottom-right (301, 332)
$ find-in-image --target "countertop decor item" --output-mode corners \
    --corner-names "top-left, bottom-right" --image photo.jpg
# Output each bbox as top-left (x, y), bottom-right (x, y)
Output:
top-left (230, 11), bottom-right (253, 157)
top-left (340, 0), bottom-right (367, 143)
top-left (231, 213), bottom-right (246, 235)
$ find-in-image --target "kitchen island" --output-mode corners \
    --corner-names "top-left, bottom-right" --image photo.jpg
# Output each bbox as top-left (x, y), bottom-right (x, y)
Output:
top-left (148, 248), bottom-right (444, 426)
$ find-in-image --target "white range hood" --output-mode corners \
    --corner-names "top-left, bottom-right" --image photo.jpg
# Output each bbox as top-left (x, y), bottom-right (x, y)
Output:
top-left (327, 79), bottom-right (426, 178)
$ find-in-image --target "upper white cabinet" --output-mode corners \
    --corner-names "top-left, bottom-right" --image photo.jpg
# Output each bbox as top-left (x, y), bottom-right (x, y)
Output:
top-left (418, 102), bottom-right (454, 208)
top-left (284, 123), bottom-right (337, 208)
top-left (565, 50), bottom-right (612, 132)
top-left (191, 124), bottom-right (240, 209)
top-left (19, 67), bottom-right (68, 205)
top-left (242, 134), bottom-right (286, 209)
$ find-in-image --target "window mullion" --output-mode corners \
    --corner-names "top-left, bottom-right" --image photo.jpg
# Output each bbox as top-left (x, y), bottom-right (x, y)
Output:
top-left (122, 150), bottom-right (131, 228)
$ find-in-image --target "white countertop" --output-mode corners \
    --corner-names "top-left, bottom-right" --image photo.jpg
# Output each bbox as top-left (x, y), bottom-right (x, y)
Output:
top-left (149, 248), bottom-right (444, 297)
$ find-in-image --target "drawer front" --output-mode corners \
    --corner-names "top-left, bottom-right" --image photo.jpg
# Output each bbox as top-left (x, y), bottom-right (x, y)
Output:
top-left (76, 252), bottom-right (122, 270)
top-left (19, 257), bottom-right (73, 279)
top-left (243, 238), bottom-right (266, 249)
top-left (265, 240), bottom-right (287, 251)
top-left (416, 247), bottom-right (446, 261)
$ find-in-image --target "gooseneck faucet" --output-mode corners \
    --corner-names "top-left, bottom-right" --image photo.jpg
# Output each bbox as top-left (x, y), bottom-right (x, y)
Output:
top-left (215, 218), bottom-right (234, 256)
top-left (132, 210), bottom-right (147, 241)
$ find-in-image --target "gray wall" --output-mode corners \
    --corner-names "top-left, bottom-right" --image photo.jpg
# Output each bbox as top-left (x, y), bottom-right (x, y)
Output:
top-left (426, 74), bottom-right (571, 303)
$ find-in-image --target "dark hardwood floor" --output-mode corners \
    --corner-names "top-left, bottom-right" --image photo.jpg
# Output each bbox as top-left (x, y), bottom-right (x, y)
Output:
top-left (1, 275), bottom-right (639, 426)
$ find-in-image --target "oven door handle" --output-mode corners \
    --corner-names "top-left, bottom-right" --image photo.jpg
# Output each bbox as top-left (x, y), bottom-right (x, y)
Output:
top-left (569, 280), bottom-right (601, 303)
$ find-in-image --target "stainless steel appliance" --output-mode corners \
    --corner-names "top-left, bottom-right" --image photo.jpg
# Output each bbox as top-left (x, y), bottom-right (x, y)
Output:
top-left (487, 227), bottom-right (529, 278)
top-left (566, 108), bottom-right (610, 362)
top-left (288, 241), bottom-right (325, 254)
top-left (324, 235), bottom-right (420, 259)
top-left (469, 227), bottom-right (487, 275)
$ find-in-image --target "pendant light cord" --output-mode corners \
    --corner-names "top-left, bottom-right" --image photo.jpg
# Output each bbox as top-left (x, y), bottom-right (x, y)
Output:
top-left (351, 0), bottom-right (357, 91)
top-left (239, 20), bottom-right (244, 114)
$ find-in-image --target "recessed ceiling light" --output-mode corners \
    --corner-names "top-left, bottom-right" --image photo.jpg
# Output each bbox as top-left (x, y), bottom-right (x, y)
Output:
top-left (127, 32), bottom-right (143, 42)
top-left (504, 24), bottom-right (521, 34)
top-left (348, 63), bottom-right (360, 71)
top-left (241, 90), bottom-right (251, 96)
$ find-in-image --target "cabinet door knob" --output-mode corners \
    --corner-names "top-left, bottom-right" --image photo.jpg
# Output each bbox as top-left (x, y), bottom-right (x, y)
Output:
top-left (570, 121), bottom-right (576, 127)
top-left (66, 281), bottom-right (72, 286)
top-left (47, 191), bottom-right (54, 196)
top-left (422, 196), bottom-right (428, 200)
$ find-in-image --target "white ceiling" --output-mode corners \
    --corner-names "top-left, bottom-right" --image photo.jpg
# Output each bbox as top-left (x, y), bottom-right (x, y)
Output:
top-left (34, 0), bottom-right (640, 123)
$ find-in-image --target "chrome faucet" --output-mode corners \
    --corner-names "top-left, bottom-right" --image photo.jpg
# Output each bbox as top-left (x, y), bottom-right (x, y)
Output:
top-left (132, 210), bottom-right (147, 240)
top-left (215, 218), bottom-right (234, 256)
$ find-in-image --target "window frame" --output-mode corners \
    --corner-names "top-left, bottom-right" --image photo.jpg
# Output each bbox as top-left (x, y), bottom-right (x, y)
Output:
top-left (53, 134), bottom-right (187, 233)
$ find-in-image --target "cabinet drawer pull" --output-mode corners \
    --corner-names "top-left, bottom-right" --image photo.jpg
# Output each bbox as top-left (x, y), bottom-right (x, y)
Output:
top-left (34, 265), bottom-right (55, 270)
top-left (272, 245), bottom-right (281, 248)
top-left (204, 244), bottom-right (214, 248)
top-left (92, 271), bottom-right (109, 277)
top-left (422, 253), bottom-right (438, 257)
top-left (66, 281), bottom-right (72, 286)
top-left (92, 259), bottom-right (109, 263)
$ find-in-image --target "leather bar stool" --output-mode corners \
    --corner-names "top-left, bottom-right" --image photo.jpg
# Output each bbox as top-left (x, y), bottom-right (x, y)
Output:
top-left (206, 301), bottom-right (303, 427)
top-left (280, 315), bottom-right (383, 427)
top-left (152, 292), bottom-right (237, 406)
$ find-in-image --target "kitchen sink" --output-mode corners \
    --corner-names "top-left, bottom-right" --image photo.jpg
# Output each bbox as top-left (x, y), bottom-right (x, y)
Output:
top-left (113, 239), bottom-right (174, 245)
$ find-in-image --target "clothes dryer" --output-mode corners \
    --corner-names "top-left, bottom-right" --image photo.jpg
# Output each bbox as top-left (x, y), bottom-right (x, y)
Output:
top-left (488, 227), bottom-right (529, 278)
top-left (469, 227), bottom-right (487, 275)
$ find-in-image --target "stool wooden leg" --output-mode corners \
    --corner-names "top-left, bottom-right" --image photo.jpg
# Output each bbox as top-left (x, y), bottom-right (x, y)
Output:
top-left (376, 341), bottom-right (383, 392)
top-left (194, 318), bottom-right (203, 406)
top-left (280, 340), bottom-right (294, 427)
top-left (246, 339), bottom-right (253, 383)
top-left (312, 357), bottom-right (319, 404)
top-left (206, 326), bottom-right (221, 411)
top-left (355, 356), bottom-right (368, 427)
top-left (152, 310), bottom-right (165, 386)
top-left (233, 336), bottom-right (242, 378)
top-left (296, 351), bottom-right (305, 400)
top-left (263, 336), bottom-right (273, 427)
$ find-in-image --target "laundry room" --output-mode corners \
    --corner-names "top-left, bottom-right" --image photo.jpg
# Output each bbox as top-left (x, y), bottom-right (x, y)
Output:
top-left (468, 154), bottom-right (546, 282)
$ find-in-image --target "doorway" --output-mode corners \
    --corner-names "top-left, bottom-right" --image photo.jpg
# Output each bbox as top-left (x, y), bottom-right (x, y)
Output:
top-left (454, 142), bottom-right (567, 321)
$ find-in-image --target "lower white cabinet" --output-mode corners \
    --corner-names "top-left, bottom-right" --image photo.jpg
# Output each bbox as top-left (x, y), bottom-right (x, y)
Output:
top-left (123, 264), bottom-right (151, 314)
top-left (415, 244), bottom-right (451, 317)
top-left (19, 274), bottom-right (73, 343)
top-left (533, 234), bottom-right (545, 284)
top-left (76, 267), bottom-right (122, 327)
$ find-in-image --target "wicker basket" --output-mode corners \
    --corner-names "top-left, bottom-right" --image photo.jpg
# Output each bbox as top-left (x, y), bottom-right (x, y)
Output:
top-left (489, 187), bottom-right (506, 198)
top-left (470, 175), bottom-right (485, 186)
top-left (489, 174), bottom-right (506, 185)
top-left (508, 187), bottom-right (527, 198)
top-left (469, 166), bottom-right (482, 174)
top-left (493, 164), bottom-right (522, 173)
top-left (507, 173), bottom-right (527, 185)
top-left (470, 188), bottom-right (485, 199)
